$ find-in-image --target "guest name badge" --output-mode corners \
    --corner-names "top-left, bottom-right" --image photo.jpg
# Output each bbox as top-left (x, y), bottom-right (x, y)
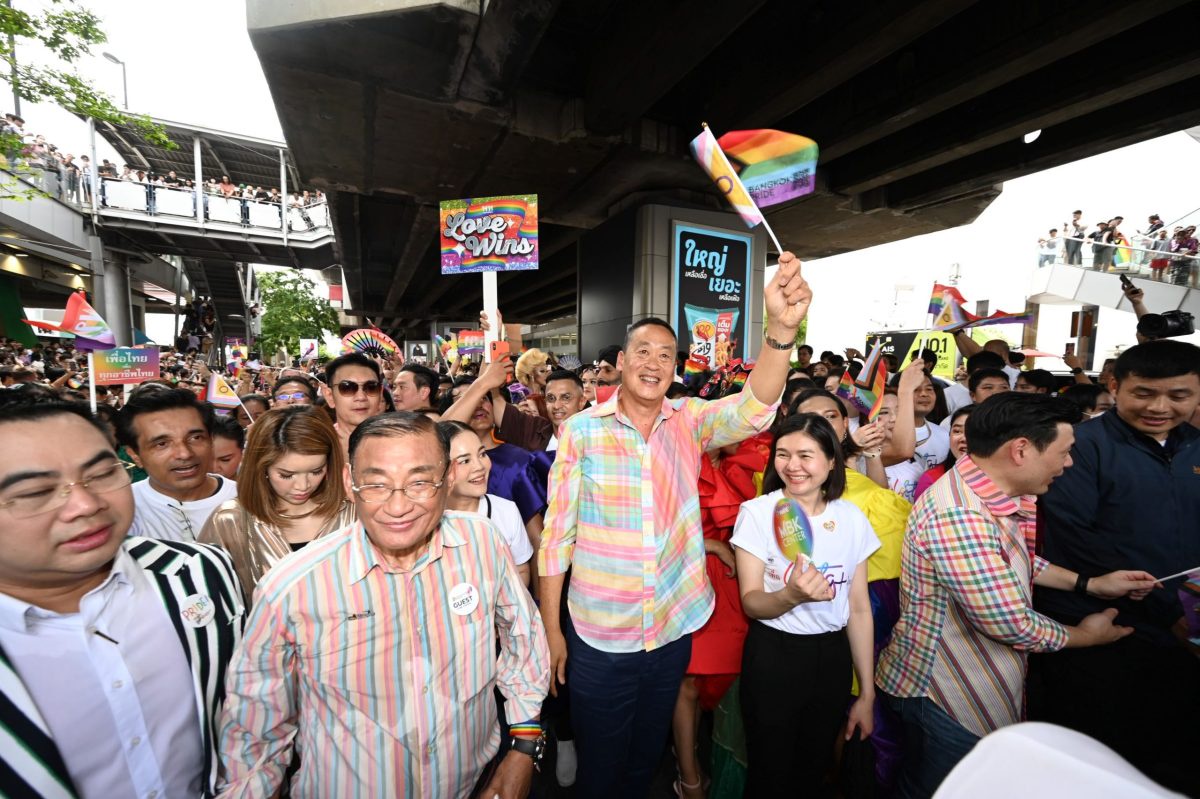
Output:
top-left (180, 593), bottom-right (216, 628)
top-left (449, 583), bottom-right (479, 616)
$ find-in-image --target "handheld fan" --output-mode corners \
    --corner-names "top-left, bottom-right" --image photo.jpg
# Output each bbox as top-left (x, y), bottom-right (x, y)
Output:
top-left (774, 497), bottom-right (814, 567)
top-left (342, 329), bottom-right (399, 358)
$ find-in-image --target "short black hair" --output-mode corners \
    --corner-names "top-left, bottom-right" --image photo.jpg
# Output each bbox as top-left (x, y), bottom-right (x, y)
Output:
top-left (545, 369), bottom-right (583, 390)
top-left (966, 350), bottom-right (1006, 373)
top-left (1059, 383), bottom-right (1109, 414)
top-left (761, 413), bottom-right (847, 500)
top-left (0, 392), bottom-right (106, 437)
top-left (211, 414), bottom-right (245, 448)
top-left (969, 368), bottom-right (1010, 395)
top-left (400, 363), bottom-right (440, 403)
top-left (325, 352), bottom-right (382, 386)
top-left (1016, 368), bottom-right (1056, 393)
top-left (1112, 340), bottom-right (1200, 383)
top-left (348, 411), bottom-right (446, 467)
top-left (915, 348), bottom-right (938, 367)
top-left (825, 354), bottom-right (845, 370)
top-left (797, 344), bottom-right (814, 356)
top-left (116, 387), bottom-right (214, 451)
top-left (597, 344), bottom-right (622, 367)
top-left (965, 393), bottom-right (1081, 458)
top-left (239, 393), bottom-right (270, 413)
top-left (624, 317), bottom-right (676, 349)
top-left (437, 376), bottom-right (475, 414)
top-left (272, 375), bottom-right (316, 400)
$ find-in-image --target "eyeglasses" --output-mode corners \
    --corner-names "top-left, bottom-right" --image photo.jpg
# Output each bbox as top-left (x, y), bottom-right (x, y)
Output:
top-left (274, 391), bottom-right (310, 402)
top-left (0, 461), bottom-right (134, 519)
top-left (336, 380), bottom-right (382, 397)
top-left (352, 479), bottom-right (445, 503)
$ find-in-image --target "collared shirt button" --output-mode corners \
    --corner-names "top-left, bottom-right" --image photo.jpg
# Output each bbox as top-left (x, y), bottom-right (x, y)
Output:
top-left (112, 679), bottom-right (123, 689)
top-left (147, 791), bottom-right (158, 799)
top-left (130, 736), bottom-right (141, 747)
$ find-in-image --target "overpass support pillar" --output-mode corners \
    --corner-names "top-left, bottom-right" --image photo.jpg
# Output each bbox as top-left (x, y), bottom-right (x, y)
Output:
top-left (88, 233), bottom-right (132, 346)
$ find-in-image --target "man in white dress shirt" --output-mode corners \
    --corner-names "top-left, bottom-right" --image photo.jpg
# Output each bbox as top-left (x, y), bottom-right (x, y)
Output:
top-left (117, 387), bottom-right (237, 541)
top-left (0, 392), bottom-right (244, 798)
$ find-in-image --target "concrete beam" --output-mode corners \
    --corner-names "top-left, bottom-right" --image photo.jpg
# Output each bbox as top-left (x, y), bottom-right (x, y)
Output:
top-left (833, 48), bottom-right (1200, 195)
top-left (818, 0), bottom-right (1193, 161)
top-left (458, 0), bottom-right (561, 106)
top-left (584, 0), bottom-right (767, 135)
top-left (717, 0), bottom-right (981, 129)
top-left (381, 204), bottom-right (440, 320)
top-left (887, 78), bottom-right (1200, 210)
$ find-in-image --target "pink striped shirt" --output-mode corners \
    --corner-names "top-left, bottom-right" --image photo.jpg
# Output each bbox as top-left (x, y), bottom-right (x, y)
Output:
top-left (216, 514), bottom-right (549, 798)
top-left (539, 386), bottom-right (777, 652)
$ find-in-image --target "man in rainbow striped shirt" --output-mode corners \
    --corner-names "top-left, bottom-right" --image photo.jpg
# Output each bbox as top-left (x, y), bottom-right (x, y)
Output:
top-left (538, 252), bottom-right (812, 797)
top-left (217, 413), bottom-right (550, 798)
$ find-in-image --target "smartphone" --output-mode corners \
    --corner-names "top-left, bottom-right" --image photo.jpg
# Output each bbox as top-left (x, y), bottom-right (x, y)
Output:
top-left (1119, 273), bottom-right (1135, 290)
top-left (1064, 343), bottom-right (1076, 357)
top-left (489, 340), bottom-right (513, 379)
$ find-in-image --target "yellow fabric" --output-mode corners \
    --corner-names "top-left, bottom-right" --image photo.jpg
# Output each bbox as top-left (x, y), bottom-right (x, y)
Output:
top-left (842, 468), bottom-right (911, 582)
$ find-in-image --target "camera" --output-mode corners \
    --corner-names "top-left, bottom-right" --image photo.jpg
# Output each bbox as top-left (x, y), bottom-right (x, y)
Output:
top-left (1136, 310), bottom-right (1195, 340)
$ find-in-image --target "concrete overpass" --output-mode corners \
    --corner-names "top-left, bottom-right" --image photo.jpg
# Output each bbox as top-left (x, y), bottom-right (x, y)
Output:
top-left (247, 0), bottom-right (1200, 338)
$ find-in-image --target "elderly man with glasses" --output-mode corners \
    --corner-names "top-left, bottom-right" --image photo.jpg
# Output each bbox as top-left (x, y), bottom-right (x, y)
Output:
top-left (218, 412), bottom-right (549, 798)
top-left (320, 353), bottom-right (386, 457)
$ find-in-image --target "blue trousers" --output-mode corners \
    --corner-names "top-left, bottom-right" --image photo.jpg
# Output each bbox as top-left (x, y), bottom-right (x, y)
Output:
top-left (887, 694), bottom-right (980, 798)
top-left (566, 618), bottom-right (691, 798)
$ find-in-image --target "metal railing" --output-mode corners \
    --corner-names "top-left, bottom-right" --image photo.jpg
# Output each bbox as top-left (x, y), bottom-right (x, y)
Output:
top-left (1040, 233), bottom-right (1198, 287)
top-left (96, 178), bottom-right (331, 233)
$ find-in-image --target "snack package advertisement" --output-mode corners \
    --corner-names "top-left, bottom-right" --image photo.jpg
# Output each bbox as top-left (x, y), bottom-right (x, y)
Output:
top-left (672, 224), bottom-right (752, 370)
top-left (439, 194), bottom-right (539, 274)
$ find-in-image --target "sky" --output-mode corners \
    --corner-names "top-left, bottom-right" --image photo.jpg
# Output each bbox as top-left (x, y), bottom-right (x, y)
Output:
top-left (12, 0), bottom-right (1200, 358)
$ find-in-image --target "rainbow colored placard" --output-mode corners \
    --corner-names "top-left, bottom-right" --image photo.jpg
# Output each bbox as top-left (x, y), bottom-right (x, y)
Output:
top-left (457, 330), bottom-right (484, 357)
top-left (92, 347), bottom-right (159, 385)
top-left (774, 497), bottom-right (814, 565)
top-left (440, 194), bottom-right (539, 274)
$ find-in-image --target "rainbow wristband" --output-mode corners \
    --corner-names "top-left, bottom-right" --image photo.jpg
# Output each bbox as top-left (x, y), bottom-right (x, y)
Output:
top-left (509, 722), bottom-right (542, 739)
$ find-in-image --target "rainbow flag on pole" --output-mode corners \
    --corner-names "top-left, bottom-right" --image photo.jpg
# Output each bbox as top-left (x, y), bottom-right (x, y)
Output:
top-left (837, 341), bottom-right (888, 420)
top-left (689, 125), bottom-right (764, 229)
top-left (716, 129), bottom-right (819, 209)
top-left (206, 372), bottom-right (241, 410)
top-left (23, 290), bottom-right (116, 350)
top-left (928, 283), bottom-right (968, 316)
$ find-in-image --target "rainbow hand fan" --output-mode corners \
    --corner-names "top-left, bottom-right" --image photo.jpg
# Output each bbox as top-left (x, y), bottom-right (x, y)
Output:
top-left (774, 497), bottom-right (814, 575)
top-left (342, 329), bottom-right (399, 358)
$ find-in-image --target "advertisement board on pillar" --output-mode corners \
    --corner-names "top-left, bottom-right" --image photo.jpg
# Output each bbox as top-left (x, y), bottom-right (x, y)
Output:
top-left (671, 223), bottom-right (752, 371)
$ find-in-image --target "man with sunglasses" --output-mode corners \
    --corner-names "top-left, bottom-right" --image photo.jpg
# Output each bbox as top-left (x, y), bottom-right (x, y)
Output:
top-left (322, 353), bottom-right (385, 457)
top-left (219, 412), bottom-right (549, 798)
top-left (0, 392), bottom-right (245, 798)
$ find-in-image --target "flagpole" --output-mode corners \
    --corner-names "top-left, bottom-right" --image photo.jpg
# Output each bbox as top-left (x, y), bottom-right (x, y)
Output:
top-left (701, 122), bottom-right (786, 256)
top-left (87, 351), bottom-right (97, 414)
top-left (482, 271), bottom-right (499, 362)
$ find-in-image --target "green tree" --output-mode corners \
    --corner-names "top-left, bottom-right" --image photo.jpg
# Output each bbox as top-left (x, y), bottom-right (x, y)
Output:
top-left (257, 270), bottom-right (339, 360)
top-left (0, 0), bottom-right (170, 196)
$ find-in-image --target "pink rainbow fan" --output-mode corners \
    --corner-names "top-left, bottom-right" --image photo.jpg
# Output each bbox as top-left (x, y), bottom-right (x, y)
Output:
top-left (341, 328), bottom-right (399, 358)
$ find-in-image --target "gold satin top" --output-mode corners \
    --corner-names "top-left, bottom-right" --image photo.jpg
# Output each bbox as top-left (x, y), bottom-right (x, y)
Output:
top-left (198, 499), bottom-right (357, 600)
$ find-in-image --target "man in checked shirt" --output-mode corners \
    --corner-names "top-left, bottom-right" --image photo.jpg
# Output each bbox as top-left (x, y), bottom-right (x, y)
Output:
top-left (538, 251), bottom-right (812, 797)
top-left (876, 393), bottom-right (1159, 798)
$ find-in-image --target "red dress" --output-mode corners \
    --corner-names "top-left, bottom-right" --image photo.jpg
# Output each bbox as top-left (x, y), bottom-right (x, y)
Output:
top-left (688, 432), bottom-right (771, 709)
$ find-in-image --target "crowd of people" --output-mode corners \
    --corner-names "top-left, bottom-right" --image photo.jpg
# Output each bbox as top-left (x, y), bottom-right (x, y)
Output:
top-left (0, 252), bottom-right (1197, 799)
top-left (1, 110), bottom-right (327, 220)
top-left (1037, 209), bottom-right (1199, 286)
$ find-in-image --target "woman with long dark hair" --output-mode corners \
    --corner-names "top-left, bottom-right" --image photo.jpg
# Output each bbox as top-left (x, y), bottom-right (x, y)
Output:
top-left (730, 414), bottom-right (879, 795)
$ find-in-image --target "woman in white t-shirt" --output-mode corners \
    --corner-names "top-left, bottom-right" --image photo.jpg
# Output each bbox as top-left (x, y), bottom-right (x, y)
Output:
top-left (730, 413), bottom-right (880, 795)
top-left (438, 421), bottom-right (533, 585)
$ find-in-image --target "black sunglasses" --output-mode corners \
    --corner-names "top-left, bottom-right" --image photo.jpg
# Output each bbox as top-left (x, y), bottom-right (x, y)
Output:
top-left (336, 379), bottom-right (382, 397)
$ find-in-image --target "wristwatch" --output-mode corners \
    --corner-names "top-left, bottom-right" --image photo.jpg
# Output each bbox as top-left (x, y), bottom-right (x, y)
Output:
top-left (509, 733), bottom-right (546, 769)
top-left (1070, 367), bottom-right (1084, 375)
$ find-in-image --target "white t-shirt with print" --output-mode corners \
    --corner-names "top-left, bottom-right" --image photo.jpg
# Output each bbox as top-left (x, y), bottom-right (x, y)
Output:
top-left (730, 491), bottom-right (880, 636)
top-left (475, 494), bottom-right (533, 566)
top-left (885, 422), bottom-right (950, 502)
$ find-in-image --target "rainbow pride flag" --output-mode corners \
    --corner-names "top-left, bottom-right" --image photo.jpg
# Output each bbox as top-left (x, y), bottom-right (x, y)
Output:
top-left (930, 287), bottom-right (1032, 332)
top-left (928, 283), bottom-right (968, 316)
top-left (836, 341), bottom-right (888, 420)
top-left (717, 129), bottom-right (819, 209)
top-left (23, 290), bottom-right (116, 351)
top-left (1112, 237), bottom-right (1134, 266)
top-left (690, 125), bottom-right (764, 229)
